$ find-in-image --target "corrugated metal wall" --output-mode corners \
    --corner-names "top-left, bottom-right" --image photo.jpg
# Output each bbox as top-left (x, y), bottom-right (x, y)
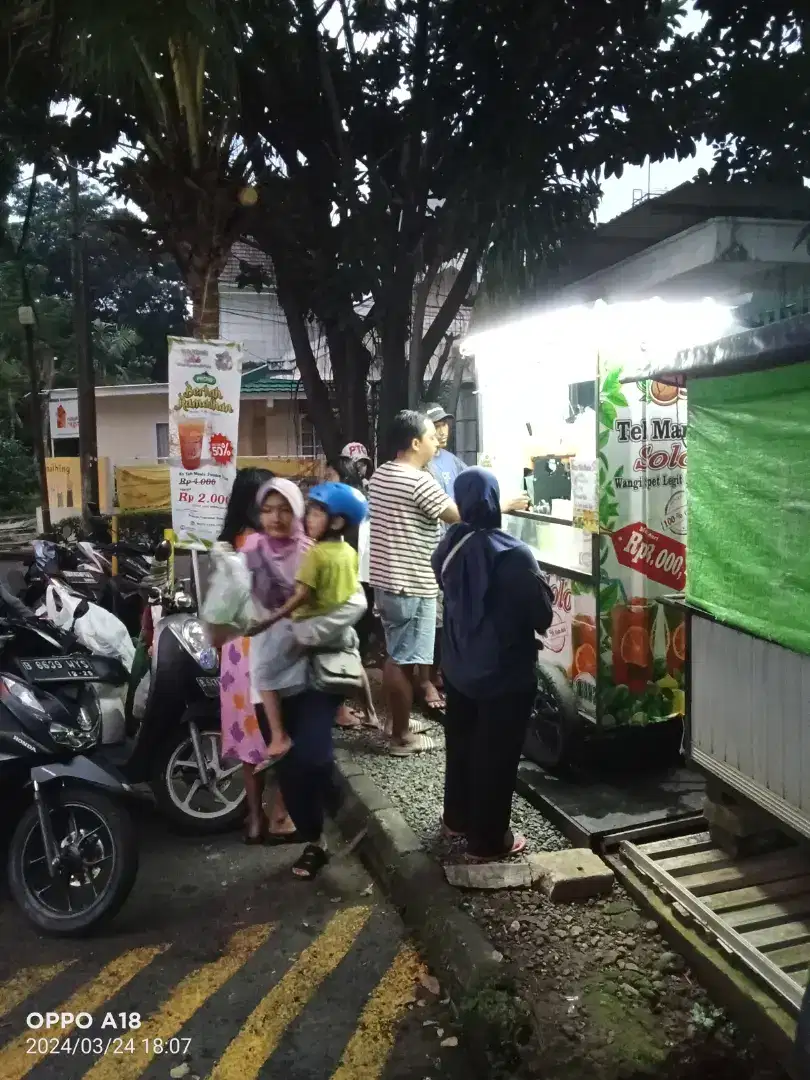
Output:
top-left (691, 615), bottom-right (810, 837)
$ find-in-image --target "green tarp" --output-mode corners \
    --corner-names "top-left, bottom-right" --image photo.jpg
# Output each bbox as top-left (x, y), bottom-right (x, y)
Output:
top-left (687, 361), bottom-right (810, 655)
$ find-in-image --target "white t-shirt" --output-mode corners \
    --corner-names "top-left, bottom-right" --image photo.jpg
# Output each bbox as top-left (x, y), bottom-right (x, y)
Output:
top-left (368, 461), bottom-right (451, 597)
top-left (358, 518), bottom-right (371, 584)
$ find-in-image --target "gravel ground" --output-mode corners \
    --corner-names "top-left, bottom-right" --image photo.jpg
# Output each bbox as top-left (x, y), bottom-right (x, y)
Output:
top-left (336, 674), bottom-right (793, 1079)
top-left (335, 711), bottom-right (569, 859)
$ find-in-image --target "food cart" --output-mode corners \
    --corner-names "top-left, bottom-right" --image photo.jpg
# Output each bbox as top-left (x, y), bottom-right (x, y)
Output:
top-left (462, 299), bottom-right (733, 768)
top-left (635, 313), bottom-right (810, 841)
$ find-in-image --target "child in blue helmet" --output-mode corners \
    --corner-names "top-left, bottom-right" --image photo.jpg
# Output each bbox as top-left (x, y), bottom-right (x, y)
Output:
top-left (255, 482), bottom-right (369, 740)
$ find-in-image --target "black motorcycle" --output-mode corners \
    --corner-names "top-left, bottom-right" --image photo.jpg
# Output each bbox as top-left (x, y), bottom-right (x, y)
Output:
top-left (0, 647), bottom-right (138, 936)
top-left (0, 563), bottom-right (241, 835)
top-left (18, 538), bottom-right (149, 637)
top-left (116, 561), bottom-right (242, 835)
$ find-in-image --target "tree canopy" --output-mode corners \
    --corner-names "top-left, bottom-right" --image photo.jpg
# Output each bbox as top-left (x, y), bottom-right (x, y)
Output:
top-left (696, 2), bottom-right (810, 184)
top-left (5, 0), bottom-right (728, 455)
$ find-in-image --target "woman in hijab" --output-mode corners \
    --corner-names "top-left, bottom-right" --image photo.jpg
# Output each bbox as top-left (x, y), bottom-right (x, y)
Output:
top-left (432, 468), bottom-right (553, 860)
top-left (216, 469), bottom-right (295, 843)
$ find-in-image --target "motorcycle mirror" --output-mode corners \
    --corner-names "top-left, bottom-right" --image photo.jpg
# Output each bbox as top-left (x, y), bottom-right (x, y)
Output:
top-left (153, 539), bottom-right (172, 563)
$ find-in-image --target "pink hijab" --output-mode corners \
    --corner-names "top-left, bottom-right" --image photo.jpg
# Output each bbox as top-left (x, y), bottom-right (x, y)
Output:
top-left (242, 478), bottom-right (311, 606)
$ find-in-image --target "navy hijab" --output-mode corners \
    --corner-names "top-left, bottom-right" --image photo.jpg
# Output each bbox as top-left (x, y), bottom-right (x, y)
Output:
top-left (433, 468), bottom-right (524, 634)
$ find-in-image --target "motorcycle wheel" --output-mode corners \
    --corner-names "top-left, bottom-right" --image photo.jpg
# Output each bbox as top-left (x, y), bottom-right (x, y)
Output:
top-left (8, 787), bottom-right (138, 937)
top-left (523, 663), bottom-right (581, 771)
top-left (150, 725), bottom-right (246, 835)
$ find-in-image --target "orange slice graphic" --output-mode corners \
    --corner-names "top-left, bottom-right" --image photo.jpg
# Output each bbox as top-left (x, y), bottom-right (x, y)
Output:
top-left (574, 643), bottom-right (597, 677)
top-left (620, 626), bottom-right (649, 667)
top-left (671, 622), bottom-right (686, 661)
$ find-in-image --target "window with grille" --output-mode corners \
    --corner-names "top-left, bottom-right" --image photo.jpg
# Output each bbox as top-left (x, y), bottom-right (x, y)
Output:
top-left (156, 423), bottom-right (169, 461)
top-left (298, 415), bottom-right (323, 458)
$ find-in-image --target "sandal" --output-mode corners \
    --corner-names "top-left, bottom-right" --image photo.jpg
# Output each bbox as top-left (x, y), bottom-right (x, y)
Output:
top-left (467, 833), bottom-right (527, 863)
top-left (389, 733), bottom-right (440, 756)
top-left (292, 844), bottom-right (330, 880)
top-left (336, 705), bottom-right (363, 729)
top-left (253, 744), bottom-right (293, 774)
top-left (440, 819), bottom-right (466, 839)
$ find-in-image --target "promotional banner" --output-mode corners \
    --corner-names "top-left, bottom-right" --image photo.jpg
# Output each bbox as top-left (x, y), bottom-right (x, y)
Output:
top-left (597, 368), bottom-right (687, 726)
top-left (49, 395), bottom-right (80, 439)
top-left (540, 575), bottom-right (598, 719)
top-left (168, 337), bottom-right (242, 546)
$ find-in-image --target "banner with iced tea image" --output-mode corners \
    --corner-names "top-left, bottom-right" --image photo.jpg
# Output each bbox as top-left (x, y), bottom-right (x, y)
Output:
top-left (596, 367), bottom-right (687, 727)
top-left (168, 337), bottom-right (243, 546)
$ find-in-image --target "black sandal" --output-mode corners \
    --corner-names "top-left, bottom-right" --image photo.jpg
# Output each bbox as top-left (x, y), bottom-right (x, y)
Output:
top-left (292, 844), bottom-right (329, 880)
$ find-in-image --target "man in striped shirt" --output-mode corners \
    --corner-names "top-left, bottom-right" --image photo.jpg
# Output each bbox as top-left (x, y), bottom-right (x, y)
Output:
top-left (369, 410), bottom-right (461, 754)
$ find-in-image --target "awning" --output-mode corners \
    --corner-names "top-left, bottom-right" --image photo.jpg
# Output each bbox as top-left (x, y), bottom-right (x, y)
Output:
top-left (634, 311), bottom-right (810, 386)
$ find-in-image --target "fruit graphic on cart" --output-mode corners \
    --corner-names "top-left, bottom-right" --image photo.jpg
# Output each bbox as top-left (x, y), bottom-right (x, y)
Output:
top-left (620, 625), bottom-right (649, 667)
top-left (670, 622), bottom-right (686, 661)
top-left (650, 380), bottom-right (678, 406)
top-left (574, 642), bottom-right (597, 677)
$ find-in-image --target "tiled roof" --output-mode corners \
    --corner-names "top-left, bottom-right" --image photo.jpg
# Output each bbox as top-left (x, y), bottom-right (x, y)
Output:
top-left (240, 368), bottom-right (301, 394)
top-left (220, 240), bottom-right (274, 287)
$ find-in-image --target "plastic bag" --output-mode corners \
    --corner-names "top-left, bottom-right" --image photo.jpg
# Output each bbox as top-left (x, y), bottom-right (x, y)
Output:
top-left (45, 580), bottom-right (136, 671)
top-left (201, 543), bottom-right (260, 634)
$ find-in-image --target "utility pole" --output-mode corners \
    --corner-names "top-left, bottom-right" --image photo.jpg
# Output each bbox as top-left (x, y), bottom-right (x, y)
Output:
top-left (17, 297), bottom-right (51, 533)
top-left (15, 169), bottom-right (50, 533)
top-left (69, 163), bottom-right (99, 522)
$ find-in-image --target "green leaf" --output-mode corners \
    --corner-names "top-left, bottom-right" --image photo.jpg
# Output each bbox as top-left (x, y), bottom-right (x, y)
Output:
top-left (601, 369), bottom-right (621, 397)
top-left (599, 400), bottom-right (617, 429)
top-left (598, 427), bottom-right (611, 450)
top-left (608, 388), bottom-right (629, 408)
top-left (614, 465), bottom-right (624, 479)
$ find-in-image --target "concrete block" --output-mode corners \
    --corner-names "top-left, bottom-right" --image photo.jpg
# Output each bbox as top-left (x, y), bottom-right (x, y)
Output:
top-left (444, 862), bottom-right (532, 890)
top-left (528, 849), bottom-right (614, 902)
top-left (703, 796), bottom-right (772, 839)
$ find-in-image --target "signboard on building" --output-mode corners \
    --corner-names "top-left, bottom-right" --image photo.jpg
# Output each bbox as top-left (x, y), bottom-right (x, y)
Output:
top-left (168, 337), bottom-right (243, 546)
top-left (49, 395), bottom-right (79, 439)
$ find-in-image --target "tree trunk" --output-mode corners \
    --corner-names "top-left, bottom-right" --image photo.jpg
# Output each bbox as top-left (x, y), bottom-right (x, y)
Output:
top-left (189, 269), bottom-right (221, 339)
top-left (326, 323), bottom-right (371, 450)
top-left (378, 282), bottom-right (413, 446)
top-left (274, 278), bottom-right (343, 461)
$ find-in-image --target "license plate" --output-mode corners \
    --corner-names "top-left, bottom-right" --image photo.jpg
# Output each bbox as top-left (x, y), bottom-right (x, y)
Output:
top-left (19, 655), bottom-right (99, 681)
top-left (60, 571), bottom-right (101, 586)
top-left (197, 676), bottom-right (220, 697)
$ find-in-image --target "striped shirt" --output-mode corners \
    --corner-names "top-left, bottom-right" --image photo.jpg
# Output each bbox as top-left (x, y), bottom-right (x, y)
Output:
top-left (368, 461), bottom-right (451, 597)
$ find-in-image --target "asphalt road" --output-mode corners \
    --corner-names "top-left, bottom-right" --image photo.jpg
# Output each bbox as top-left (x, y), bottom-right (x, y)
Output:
top-left (0, 801), bottom-right (464, 1080)
top-left (0, 561), bottom-right (463, 1080)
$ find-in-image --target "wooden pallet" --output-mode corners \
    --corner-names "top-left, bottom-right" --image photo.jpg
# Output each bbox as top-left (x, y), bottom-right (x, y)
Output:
top-left (620, 829), bottom-right (810, 1012)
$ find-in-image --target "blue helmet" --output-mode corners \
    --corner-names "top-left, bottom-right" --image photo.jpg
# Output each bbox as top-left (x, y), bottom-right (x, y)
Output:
top-left (308, 482), bottom-right (368, 526)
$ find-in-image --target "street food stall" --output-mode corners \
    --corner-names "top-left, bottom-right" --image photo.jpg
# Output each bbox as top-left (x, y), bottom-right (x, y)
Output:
top-left (462, 298), bottom-right (734, 768)
top-left (634, 312), bottom-right (810, 841)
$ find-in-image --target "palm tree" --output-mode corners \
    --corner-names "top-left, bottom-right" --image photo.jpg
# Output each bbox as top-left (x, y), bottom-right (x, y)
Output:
top-left (14, 1), bottom-right (259, 337)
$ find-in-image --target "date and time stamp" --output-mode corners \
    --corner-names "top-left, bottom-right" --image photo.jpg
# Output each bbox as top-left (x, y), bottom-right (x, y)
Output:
top-left (25, 1011), bottom-right (189, 1057)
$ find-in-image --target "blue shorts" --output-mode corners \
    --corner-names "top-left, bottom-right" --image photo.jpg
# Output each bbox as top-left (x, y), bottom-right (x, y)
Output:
top-left (375, 590), bottom-right (437, 666)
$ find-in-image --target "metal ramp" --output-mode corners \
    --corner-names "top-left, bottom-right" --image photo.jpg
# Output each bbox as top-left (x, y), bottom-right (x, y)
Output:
top-left (619, 829), bottom-right (810, 1013)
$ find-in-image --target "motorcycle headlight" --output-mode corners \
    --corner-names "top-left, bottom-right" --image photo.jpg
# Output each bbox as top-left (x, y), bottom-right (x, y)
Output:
top-left (181, 619), bottom-right (207, 655)
top-left (77, 686), bottom-right (102, 739)
top-left (48, 722), bottom-right (93, 750)
top-left (0, 676), bottom-right (46, 714)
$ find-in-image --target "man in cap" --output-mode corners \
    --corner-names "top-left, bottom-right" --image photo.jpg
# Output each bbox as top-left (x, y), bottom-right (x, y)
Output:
top-left (423, 404), bottom-right (467, 500)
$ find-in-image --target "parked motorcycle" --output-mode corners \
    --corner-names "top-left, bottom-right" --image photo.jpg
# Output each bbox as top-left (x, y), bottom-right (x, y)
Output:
top-left (116, 550), bottom-right (242, 834)
top-left (2, 547), bottom-right (241, 834)
top-left (0, 642), bottom-right (138, 935)
top-left (18, 537), bottom-right (150, 636)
